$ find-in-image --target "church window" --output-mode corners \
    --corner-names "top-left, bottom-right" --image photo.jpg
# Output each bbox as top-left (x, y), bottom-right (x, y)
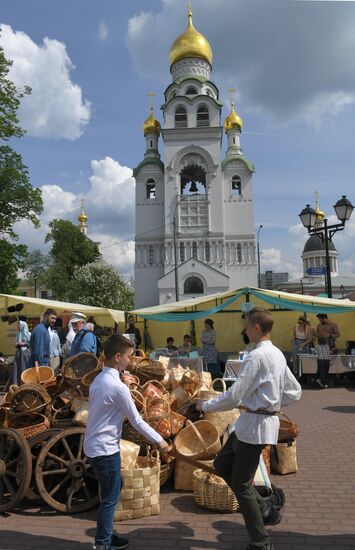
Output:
top-left (150, 140), bottom-right (153, 148)
top-left (186, 86), bottom-right (197, 95)
top-left (148, 245), bottom-right (154, 265)
top-left (146, 179), bottom-right (156, 199)
top-left (231, 175), bottom-right (242, 196)
top-left (179, 242), bottom-right (185, 262)
top-left (175, 106), bottom-right (187, 127)
top-left (315, 257), bottom-right (321, 268)
top-left (205, 242), bottom-right (210, 261)
top-left (197, 105), bottom-right (209, 127)
top-left (237, 243), bottom-right (242, 263)
top-left (184, 276), bottom-right (204, 294)
top-left (192, 242), bottom-right (198, 259)
top-left (180, 164), bottom-right (206, 195)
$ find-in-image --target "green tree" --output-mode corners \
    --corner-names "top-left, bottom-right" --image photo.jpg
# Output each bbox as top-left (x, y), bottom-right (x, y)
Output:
top-left (23, 250), bottom-right (50, 296)
top-left (0, 46), bottom-right (43, 291)
top-left (45, 219), bottom-right (100, 300)
top-left (67, 260), bottom-right (134, 310)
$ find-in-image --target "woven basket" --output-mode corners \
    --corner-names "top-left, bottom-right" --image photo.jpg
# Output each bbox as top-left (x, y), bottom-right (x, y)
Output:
top-left (121, 372), bottom-right (140, 388)
top-left (51, 405), bottom-right (75, 428)
top-left (193, 469), bottom-right (238, 512)
top-left (9, 412), bottom-right (50, 439)
top-left (21, 364), bottom-right (54, 385)
top-left (10, 383), bottom-right (51, 417)
top-left (114, 452), bottom-right (160, 521)
top-left (128, 349), bottom-right (146, 370)
top-left (121, 421), bottom-right (151, 448)
top-left (134, 360), bottom-right (166, 385)
top-left (141, 380), bottom-right (167, 400)
top-left (62, 353), bottom-right (99, 384)
top-left (160, 460), bottom-right (175, 487)
top-left (197, 378), bottom-right (226, 400)
top-left (278, 412), bottom-right (300, 443)
top-left (262, 445), bottom-right (271, 476)
top-left (144, 396), bottom-right (171, 438)
top-left (174, 419), bottom-right (221, 460)
top-left (174, 457), bottom-right (214, 491)
top-left (129, 388), bottom-right (145, 413)
top-left (81, 368), bottom-right (102, 396)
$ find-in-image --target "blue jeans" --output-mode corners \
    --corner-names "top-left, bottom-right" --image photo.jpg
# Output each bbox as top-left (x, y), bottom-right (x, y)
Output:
top-left (89, 452), bottom-right (121, 546)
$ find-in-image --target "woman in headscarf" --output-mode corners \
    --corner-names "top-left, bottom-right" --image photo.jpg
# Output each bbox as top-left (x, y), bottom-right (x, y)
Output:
top-left (13, 320), bottom-right (31, 384)
top-left (200, 318), bottom-right (219, 377)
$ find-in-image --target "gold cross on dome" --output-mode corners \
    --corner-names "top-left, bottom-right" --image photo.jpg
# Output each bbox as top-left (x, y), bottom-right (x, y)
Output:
top-left (228, 88), bottom-right (236, 108)
top-left (148, 92), bottom-right (155, 111)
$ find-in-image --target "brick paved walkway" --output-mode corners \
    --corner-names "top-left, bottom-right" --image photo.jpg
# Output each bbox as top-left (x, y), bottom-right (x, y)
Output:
top-left (1, 387), bottom-right (355, 550)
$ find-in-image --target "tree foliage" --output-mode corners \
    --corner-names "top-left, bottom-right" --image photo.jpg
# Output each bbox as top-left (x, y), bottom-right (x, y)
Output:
top-left (45, 219), bottom-right (100, 300)
top-left (23, 250), bottom-right (50, 291)
top-left (0, 239), bottom-right (27, 293)
top-left (0, 46), bottom-right (43, 292)
top-left (67, 261), bottom-right (134, 311)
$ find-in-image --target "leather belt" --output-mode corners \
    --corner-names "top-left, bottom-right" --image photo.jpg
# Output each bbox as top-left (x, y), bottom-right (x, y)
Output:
top-left (244, 408), bottom-right (279, 416)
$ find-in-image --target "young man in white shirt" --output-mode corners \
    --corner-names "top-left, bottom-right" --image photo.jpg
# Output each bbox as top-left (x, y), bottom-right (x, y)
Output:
top-left (197, 307), bottom-right (302, 550)
top-left (84, 334), bottom-right (169, 550)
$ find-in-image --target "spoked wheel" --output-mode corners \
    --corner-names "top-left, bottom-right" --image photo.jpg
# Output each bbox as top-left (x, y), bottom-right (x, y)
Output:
top-left (0, 428), bottom-right (32, 512)
top-left (34, 427), bottom-right (99, 513)
top-left (28, 429), bottom-right (61, 494)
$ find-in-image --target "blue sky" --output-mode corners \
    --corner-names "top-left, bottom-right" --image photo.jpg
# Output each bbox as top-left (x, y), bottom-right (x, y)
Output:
top-left (1, 0), bottom-right (355, 278)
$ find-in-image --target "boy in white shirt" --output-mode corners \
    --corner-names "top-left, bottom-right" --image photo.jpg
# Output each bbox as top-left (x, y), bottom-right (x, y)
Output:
top-left (84, 334), bottom-right (169, 550)
top-left (197, 307), bottom-right (302, 550)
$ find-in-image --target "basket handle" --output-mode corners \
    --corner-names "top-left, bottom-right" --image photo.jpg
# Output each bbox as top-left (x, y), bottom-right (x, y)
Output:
top-left (135, 349), bottom-right (146, 358)
top-left (212, 378), bottom-right (226, 392)
top-left (171, 448), bottom-right (216, 475)
top-left (186, 419), bottom-right (207, 451)
top-left (277, 411), bottom-right (299, 435)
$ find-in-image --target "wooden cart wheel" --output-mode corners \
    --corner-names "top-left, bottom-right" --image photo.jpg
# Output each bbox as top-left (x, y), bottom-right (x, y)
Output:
top-left (34, 427), bottom-right (99, 513)
top-left (0, 428), bottom-right (32, 512)
top-left (27, 429), bottom-right (61, 494)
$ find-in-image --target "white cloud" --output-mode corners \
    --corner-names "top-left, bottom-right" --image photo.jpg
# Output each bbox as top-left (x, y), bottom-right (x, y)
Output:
top-left (0, 24), bottom-right (91, 140)
top-left (126, 0), bottom-right (355, 125)
top-left (13, 157), bottom-right (136, 276)
top-left (98, 21), bottom-right (108, 41)
top-left (261, 247), bottom-right (302, 279)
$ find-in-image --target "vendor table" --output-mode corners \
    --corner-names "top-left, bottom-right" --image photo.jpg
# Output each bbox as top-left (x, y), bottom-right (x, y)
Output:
top-left (164, 356), bottom-right (205, 372)
top-left (299, 354), bottom-right (355, 375)
top-left (223, 355), bottom-right (245, 382)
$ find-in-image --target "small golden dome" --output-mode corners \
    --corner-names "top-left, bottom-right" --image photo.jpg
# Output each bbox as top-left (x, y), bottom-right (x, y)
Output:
top-left (169, 6), bottom-right (212, 66)
top-left (224, 96), bottom-right (243, 132)
top-left (315, 191), bottom-right (325, 221)
top-left (143, 107), bottom-right (161, 136)
top-left (78, 200), bottom-right (88, 224)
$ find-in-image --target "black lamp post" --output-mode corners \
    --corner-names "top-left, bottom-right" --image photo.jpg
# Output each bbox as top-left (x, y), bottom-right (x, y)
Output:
top-left (299, 195), bottom-right (354, 298)
top-left (257, 224), bottom-right (263, 288)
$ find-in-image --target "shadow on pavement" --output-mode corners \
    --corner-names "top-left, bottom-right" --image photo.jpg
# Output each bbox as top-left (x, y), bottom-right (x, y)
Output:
top-left (323, 405), bottom-right (355, 413)
top-left (1, 524), bottom-right (355, 550)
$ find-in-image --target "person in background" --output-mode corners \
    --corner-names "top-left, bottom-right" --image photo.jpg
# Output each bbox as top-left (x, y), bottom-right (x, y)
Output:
top-left (166, 337), bottom-right (177, 351)
top-left (84, 334), bottom-right (170, 550)
top-left (292, 316), bottom-right (312, 376)
top-left (305, 319), bottom-right (315, 348)
top-left (30, 309), bottom-right (57, 367)
top-left (69, 313), bottom-right (97, 357)
top-left (13, 320), bottom-right (31, 384)
top-left (316, 336), bottom-right (330, 389)
top-left (197, 307), bottom-right (302, 550)
top-left (49, 325), bottom-right (62, 373)
top-left (201, 318), bottom-right (219, 377)
top-left (178, 334), bottom-right (193, 356)
top-left (316, 314), bottom-right (340, 353)
top-left (125, 315), bottom-right (142, 348)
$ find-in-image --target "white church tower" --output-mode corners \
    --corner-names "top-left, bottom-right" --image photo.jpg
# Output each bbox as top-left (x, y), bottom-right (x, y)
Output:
top-left (134, 6), bottom-right (257, 308)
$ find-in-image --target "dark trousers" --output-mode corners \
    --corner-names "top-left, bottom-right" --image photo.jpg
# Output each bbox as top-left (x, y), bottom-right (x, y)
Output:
top-left (214, 432), bottom-right (270, 548)
top-left (89, 452), bottom-right (121, 546)
top-left (318, 359), bottom-right (330, 386)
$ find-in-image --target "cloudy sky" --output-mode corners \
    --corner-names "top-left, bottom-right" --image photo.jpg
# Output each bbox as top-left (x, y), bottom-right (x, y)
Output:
top-left (1, 0), bottom-right (355, 279)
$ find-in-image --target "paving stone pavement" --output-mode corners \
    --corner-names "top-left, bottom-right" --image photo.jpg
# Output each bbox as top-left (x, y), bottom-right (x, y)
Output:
top-left (1, 387), bottom-right (355, 550)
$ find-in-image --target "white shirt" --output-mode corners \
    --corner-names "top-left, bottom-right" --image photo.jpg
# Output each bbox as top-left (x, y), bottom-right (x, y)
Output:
top-left (202, 340), bottom-right (302, 445)
top-left (84, 367), bottom-right (163, 458)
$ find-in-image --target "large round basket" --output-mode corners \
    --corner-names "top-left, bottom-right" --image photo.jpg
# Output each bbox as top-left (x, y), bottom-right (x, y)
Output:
top-left (62, 353), bottom-right (99, 384)
top-left (10, 383), bottom-right (51, 417)
top-left (21, 365), bottom-right (55, 385)
top-left (174, 419), bottom-right (221, 460)
top-left (278, 412), bottom-right (300, 443)
top-left (81, 368), bottom-right (102, 397)
top-left (8, 412), bottom-right (50, 439)
top-left (192, 469), bottom-right (238, 513)
top-left (134, 360), bottom-right (166, 385)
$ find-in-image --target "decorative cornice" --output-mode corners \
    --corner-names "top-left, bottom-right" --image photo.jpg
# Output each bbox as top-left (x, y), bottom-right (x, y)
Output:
top-left (221, 154), bottom-right (255, 173)
top-left (133, 158), bottom-right (165, 178)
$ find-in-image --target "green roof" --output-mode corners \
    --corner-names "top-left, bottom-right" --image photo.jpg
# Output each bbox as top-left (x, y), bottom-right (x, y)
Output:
top-left (221, 154), bottom-right (255, 173)
top-left (133, 158), bottom-right (164, 178)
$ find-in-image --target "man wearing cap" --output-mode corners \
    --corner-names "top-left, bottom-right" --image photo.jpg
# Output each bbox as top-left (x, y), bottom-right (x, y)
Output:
top-left (68, 313), bottom-right (97, 357)
top-left (316, 314), bottom-right (340, 353)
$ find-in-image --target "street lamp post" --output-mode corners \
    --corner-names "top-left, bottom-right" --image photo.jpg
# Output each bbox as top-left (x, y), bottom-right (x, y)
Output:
top-left (299, 196), bottom-right (354, 298)
top-left (173, 192), bottom-right (206, 302)
top-left (257, 224), bottom-right (263, 288)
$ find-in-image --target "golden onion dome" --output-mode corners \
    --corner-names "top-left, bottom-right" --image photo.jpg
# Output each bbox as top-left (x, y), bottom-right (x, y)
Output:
top-left (169, 6), bottom-right (212, 66)
top-left (224, 96), bottom-right (243, 132)
top-left (78, 201), bottom-right (88, 224)
top-left (143, 107), bottom-right (161, 136)
top-left (315, 192), bottom-right (325, 221)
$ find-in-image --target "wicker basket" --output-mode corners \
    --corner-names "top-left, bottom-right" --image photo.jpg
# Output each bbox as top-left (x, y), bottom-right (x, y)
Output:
top-left (144, 396), bottom-right (171, 438)
top-left (114, 452), bottom-right (160, 521)
top-left (197, 378), bottom-right (226, 400)
top-left (160, 460), bottom-right (175, 487)
top-left (51, 405), bottom-right (75, 428)
top-left (193, 469), bottom-right (238, 512)
top-left (21, 364), bottom-right (54, 385)
top-left (278, 412), bottom-right (300, 443)
top-left (62, 353), bottom-right (99, 384)
top-left (9, 412), bottom-right (50, 439)
top-left (10, 383), bottom-right (51, 417)
top-left (174, 457), bottom-right (214, 491)
top-left (128, 349), bottom-right (146, 370)
top-left (81, 368), bottom-right (102, 396)
top-left (174, 420), bottom-right (221, 460)
top-left (134, 360), bottom-right (166, 385)
top-left (121, 421), bottom-right (151, 448)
